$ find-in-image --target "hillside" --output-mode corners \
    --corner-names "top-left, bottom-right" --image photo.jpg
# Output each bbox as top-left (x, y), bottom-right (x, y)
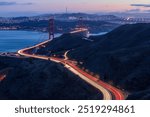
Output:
top-left (37, 23), bottom-right (150, 99)
top-left (36, 33), bottom-right (91, 56)
top-left (68, 23), bottom-right (150, 99)
top-left (0, 56), bottom-right (101, 100)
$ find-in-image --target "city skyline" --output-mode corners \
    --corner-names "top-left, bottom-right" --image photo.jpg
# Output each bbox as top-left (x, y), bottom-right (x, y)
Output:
top-left (0, 0), bottom-right (150, 17)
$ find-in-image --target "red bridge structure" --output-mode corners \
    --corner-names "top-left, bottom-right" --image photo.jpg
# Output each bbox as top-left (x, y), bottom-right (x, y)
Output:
top-left (49, 18), bottom-right (54, 39)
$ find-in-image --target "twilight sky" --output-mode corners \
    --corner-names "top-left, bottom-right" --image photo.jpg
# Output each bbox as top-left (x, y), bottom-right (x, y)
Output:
top-left (0, 0), bottom-right (150, 16)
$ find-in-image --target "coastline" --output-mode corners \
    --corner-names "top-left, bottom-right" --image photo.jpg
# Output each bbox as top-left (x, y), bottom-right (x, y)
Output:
top-left (0, 29), bottom-right (106, 53)
top-left (0, 29), bottom-right (48, 33)
top-left (0, 30), bottom-right (49, 53)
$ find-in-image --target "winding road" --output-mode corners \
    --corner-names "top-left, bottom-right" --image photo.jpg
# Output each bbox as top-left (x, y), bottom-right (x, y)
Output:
top-left (18, 39), bottom-right (125, 100)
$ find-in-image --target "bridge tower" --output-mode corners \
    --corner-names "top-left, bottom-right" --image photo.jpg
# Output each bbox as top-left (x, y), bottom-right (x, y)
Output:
top-left (78, 17), bottom-right (84, 29)
top-left (49, 18), bottom-right (54, 40)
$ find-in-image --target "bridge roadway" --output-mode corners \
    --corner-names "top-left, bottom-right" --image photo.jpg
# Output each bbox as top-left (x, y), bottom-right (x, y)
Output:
top-left (18, 40), bottom-right (125, 100)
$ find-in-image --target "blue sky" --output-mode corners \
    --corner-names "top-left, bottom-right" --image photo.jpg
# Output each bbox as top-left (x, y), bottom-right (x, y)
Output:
top-left (0, 0), bottom-right (150, 17)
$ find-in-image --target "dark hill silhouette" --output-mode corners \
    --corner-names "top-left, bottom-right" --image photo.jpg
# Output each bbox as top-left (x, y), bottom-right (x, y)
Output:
top-left (68, 23), bottom-right (150, 99)
top-left (0, 56), bottom-right (101, 100)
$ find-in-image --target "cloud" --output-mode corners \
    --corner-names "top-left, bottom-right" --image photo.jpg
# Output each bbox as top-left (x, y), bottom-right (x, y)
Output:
top-left (21, 3), bottom-right (34, 5)
top-left (0, 2), bottom-right (34, 6)
top-left (131, 4), bottom-right (150, 7)
top-left (0, 2), bottom-right (16, 6)
top-left (126, 9), bottom-right (141, 12)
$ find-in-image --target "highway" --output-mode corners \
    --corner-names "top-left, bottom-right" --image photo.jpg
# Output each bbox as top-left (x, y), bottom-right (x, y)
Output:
top-left (18, 40), bottom-right (125, 100)
top-left (64, 64), bottom-right (111, 100)
top-left (63, 51), bottom-right (124, 100)
top-left (64, 51), bottom-right (70, 60)
top-left (18, 49), bottom-right (112, 100)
